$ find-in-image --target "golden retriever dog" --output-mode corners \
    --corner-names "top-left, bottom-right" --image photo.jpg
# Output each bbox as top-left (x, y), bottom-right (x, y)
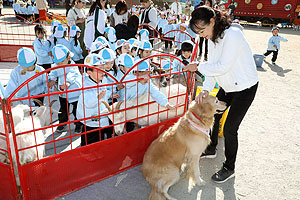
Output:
top-left (142, 95), bottom-right (227, 200)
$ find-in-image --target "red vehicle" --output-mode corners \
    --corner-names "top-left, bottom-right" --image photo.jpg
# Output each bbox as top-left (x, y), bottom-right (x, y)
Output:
top-left (219, 0), bottom-right (300, 24)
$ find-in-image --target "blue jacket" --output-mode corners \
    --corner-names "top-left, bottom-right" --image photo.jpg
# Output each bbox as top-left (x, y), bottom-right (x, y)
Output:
top-left (5, 65), bottom-right (47, 106)
top-left (76, 76), bottom-right (110, 127)
top-left (174, 31), bottom-right (191, 49)
top-left (106, 67), bottom-right (123, 95)
top-left (33, 38), bottom-right (53, 65)
top-left (56, 38), bottom-right (72, 51)
top-left (163, 24), bottom-right (176, 38)
top-left (49, 63), bottom-right (82, 103)
top-left (119, 74), bottom-right (168, 106)
top-left (157, 18), bottom-right (168, 30)
top-left (172, 55), bottom-right (191, 73)
top-left (267, 35), bottom-right (288, 51)
top-left (69, 38), bottom-right (83, 62)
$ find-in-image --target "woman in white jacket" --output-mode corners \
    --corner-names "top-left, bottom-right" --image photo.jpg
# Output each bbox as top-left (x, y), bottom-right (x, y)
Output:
top-left (184, 6), bottom-right (259, 183)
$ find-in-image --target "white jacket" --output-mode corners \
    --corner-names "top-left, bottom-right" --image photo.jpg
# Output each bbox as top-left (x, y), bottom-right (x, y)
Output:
top-left (199, 26), bottom-right (258, 93)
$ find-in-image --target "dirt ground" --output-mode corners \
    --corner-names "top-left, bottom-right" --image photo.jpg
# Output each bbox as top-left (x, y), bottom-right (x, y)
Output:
top-left (1, 7), bottom-right (300, 200)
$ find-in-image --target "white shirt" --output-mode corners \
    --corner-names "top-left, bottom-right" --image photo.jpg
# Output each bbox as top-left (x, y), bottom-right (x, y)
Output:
top-left (199, 26), bottom-right (259, 93)
top-left (67, 7), bottom-right (86, 27)
top-left (171, 2), bottom-right (182, 15)
top-left (140, 6), bottom-right (158, 29)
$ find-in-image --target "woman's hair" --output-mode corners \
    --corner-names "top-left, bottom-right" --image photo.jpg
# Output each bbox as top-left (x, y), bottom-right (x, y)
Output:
top-left (34, 24), bottom-right (46, 36)
top-left (73, 34), bottom-right (79, 46)
top-left (189, 6), bottom-right (231, 43)
top-left (127, 15), bottom-right (139, 33)
top-left (115, 0), bottom-right (128, 15)
top-left (89, 0), bottom-right (104, 16)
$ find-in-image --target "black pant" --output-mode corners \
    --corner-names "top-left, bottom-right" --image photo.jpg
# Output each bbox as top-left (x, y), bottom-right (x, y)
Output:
top-left (40, 63), bottom-right (52, 71)
top-left (80, 123), bottom-right (114, 146)
top-left (58, 97), bottom-right (81, 127)
top-left (164, 37), bottom-right (174, 48)
top-left (264, 50), bottom-right (278, 62)
top-left (207, 83), bottom-right (258, 170)
top-left (199, 37), bottom-right (208, 58)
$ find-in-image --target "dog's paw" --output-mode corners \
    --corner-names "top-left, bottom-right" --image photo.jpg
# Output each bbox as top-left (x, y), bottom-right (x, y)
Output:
top-left (195, 177), bottom-right (206, 186)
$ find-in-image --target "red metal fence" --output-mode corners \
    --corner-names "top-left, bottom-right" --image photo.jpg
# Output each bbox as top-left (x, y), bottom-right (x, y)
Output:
top-left (0, 53), bottom-right (196, 199)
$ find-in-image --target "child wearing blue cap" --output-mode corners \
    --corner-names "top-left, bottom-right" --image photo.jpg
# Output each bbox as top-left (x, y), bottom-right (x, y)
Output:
top-left (263, 27), bottom-right (288, 65)
top-left (5, 47), bottom-right (47, 106)
top-left (136, 40), bottom-right (152, 61)
top-left (104, 27), bottom-right (117, 51)
top-left (115, 39), bottom-right (130, 56)
top-left (69, 25), bottom-right (84, 64)
top-left (48, 44), bottom-right (83, 133)
top-left (162, 16), bottom-right (176, 49)
top-left (77, 54), bottom-right (114, 145)
top-left (53, 25), bottom-right (71, 52)
top-left (33, 24), bottom-right (53, 71)
top-left (121, 59), bottom-right (176, 110)
top-left (128, 38), bottom-right (140, 58)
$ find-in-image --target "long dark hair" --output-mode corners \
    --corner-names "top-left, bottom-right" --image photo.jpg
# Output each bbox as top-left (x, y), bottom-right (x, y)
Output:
top-left (89, 0), bottom-right (104, 16)
top-left (189, 6), bottom-right (231, 43)
top-left (127, 15), bottom-right (139, 34)
top-left (115, 0), bottom-right (128, 15)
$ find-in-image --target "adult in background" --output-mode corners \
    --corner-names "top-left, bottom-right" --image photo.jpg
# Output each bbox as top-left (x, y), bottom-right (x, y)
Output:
top-left (110, 0), bottom-right (130, 28)
top-left (163, 2), bottom-right (169, 11)
top-left (140, 0), bottom-right (157, 45)
top-left (184, 6), bottom-right (258, 183)
top-left (35, 0), bottom-right (48, 22)
top-left (65, 0), bottom-right (72, 16)
top-left (171, 0), bottom-right (182, 21)
top-left (84, 0), bottom-right (106, 51)
top-left (67, 0), bottom-right (89, 58)
top-left (115, 15), bottom-right (139, 40)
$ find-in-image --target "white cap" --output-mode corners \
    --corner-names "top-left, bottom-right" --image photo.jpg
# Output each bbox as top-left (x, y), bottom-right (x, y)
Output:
top-left (116, 39), bottom-right (130, 49)
top-left (89, 41), bottom-right (105, 53)
top-left (52, 45), bottom-right (74, 63)
top-left (128, 38), bottom-right (140, 50)
top-left (116, 54), bottom-right (134, 68)
top-left (132, 59), bottom-right (152, 72)
top-left (139, 40), bottom-right (152, 51)
top-left (104, 27), bottom-right (117, 42)
top-left (84, 53), bottom-right (105, 66)
top-left (69, 25), bottom-right (81, 37)
top-left (51, 20), bottom-right (61, 33)
top-left (54, 25), bottom-right (67, 38)
top-left (98, 48), bottom-right (116, 62)
top-left (161, 60), bottom-right (173, 70)
top-left (95, 36), bottom-right (109, 47)
top-left (138, 29), bottom-right (149, 41)
top-left (17, 47), bottom-right (36, 68)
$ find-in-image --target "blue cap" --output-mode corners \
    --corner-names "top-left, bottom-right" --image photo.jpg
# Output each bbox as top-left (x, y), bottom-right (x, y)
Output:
top-left (69, 25), bottom-right (81, 37)
top-left (116, 53), bottom-right (134, 68)
top-left (161, 60), bottom-right (173, 70)
top-left (54, 25), bottom-right (67, 38)
top-left (138, 29), bottom-right (149, 41)
top-left (95, 36), bottom-right (109, 47)
top-left (17, 47), bottom-right (36, 68)
top-left (52, 45), bottom-right (74, 63)
top-left (116, 39), bottom-right (130, 49)
top-left (89, 41), bottom-right (105, 53)
top-left (133, 59), bottom-right (152, 72)
top-left (105, 27), bottom-right (116, 42)
top-left (99, 48), bottom-right (116, 62)
top-left (128, 38), bottom-right (140, 50)
top-left (139, 40), bottom-right (152, 51)
top-left (84, 53), bottom-right (105, 66)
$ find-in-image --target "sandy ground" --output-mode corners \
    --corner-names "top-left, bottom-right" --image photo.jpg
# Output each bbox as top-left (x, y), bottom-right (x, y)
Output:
top-left (1, 7), bottom-right (300, 200)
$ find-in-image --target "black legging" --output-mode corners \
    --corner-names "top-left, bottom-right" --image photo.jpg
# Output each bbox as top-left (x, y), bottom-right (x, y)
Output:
top-left (206, 82), bottom-right (258, 170)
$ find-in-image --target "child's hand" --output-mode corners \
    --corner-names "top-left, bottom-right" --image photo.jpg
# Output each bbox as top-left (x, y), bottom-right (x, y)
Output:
top-left (273, 45), bottom-right (277, 48)
top-left (98, 89), bottom-right (107, 100)
top-left (48, 52), bottom-right (52, 57)
top-left (49, 80), bottom-right (56, 89)
top-left (59, 82), bottom-right (70, 90)
top-left (166, 103), bottom-right (178, 110)
top-left (111, 93), bottom-right (120, 99)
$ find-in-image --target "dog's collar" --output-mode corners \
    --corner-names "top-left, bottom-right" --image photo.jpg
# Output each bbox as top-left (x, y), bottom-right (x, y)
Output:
top-left (191, 111), bottom-right (205, 124)
top-left (186, 118), bottom-right (210, 137)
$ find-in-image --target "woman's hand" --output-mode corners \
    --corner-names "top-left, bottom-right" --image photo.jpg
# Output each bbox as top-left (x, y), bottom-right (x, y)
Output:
top-left (195, 90), bottom-right (209, 104)
top-left (183, 62), bottom-right (199, 72)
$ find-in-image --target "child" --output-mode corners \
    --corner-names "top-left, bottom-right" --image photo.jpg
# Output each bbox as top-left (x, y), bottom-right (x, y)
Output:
top-left (98, 48), bottom-right (123, 100)
top-left (157, 12), bottom-right (168, 36)
top-left (115, 39), bottom-right (130, 56)
top-left (5, 47), bottom-right (47, 107)
top-left (162, 16), bottom-right (175, 49)
top-left (47, 20), bottom-right (61, 49)
top-left (89, 41), bottom-right (105, 54)
top-left (121, 59), bottom-right (176, 110)
top-left (53, 24), bottom-right (71, 51)
top-left (174, 23), bottom-right (190, 53)
top-left (33, 24), bottom-right (53, 70)
top-left (104, 27), bottom-right (117, 51)
top-left (128, 38), bottom-right (140, 58)
top-left (77, 54), bottom-right (114, 145)
top-left (95, 36), bottom-right (109, 49)
top-left (69, 25), bottom-right (83, 64)
top-left (48, 45), bottom-right (82, 133)
top-left (138, 29), bottom-right (149, 41)
top-left (173, 40), bottom-right (193, 72)
top-left (264, 27), bottom-right (288, 65)
top-left (136, 40), bottom-right (152, 61)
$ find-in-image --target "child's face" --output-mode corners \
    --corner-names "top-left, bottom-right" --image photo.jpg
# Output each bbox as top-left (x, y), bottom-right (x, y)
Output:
top-left (141, 50), bottom-right (151, 58)
top-left (56, 54), bottom-right (71, 65)
top-left (21, 65), bottom-right (35, 71)
top-left (160, 14), bottom-right (165, 19)
top-left (121, 45), bottom-right (130, 54)
top-left (180, 26), bottom-right (186, 32)
top-left (168, 20), bottom-right (172, 24)
top-left (180, 18), bottom-right (186, 23)
top-left (134, 71), bottom-right (150, 84)
top-left (77, 32), bottom-right (81, 37)
top-left (272, 30), bottom-right (279, 36)
top-left (87, 65), bottom-right (105, 83)
top-left (182, 50), bottom-right (192, 59)
top-left (36, 32), bottom-right (44, 39)
top-left (104, 60), bottom-right (114, 71)
top-left (130, 48), bottom-right (137, 57)
top-left (119, 65), bottom-right (130, 73)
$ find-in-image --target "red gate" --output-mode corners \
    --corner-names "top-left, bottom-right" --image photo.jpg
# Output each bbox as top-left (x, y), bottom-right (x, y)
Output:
top-left (2, 53), bottom-right (196, 199)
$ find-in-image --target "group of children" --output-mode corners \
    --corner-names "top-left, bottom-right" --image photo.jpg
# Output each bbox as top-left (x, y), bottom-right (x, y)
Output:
top-left (4, 19), bottom-right (196, 147)
top-left (13, 0), bottom-right (39, 21)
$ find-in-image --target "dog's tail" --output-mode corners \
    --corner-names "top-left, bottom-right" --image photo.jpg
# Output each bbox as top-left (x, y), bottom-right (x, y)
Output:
top-left (149, 188), bottom-right (166, 200)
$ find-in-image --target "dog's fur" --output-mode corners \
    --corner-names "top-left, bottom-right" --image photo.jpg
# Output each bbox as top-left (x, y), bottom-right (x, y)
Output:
top-left (142, 95), bottom-right (226, 200)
